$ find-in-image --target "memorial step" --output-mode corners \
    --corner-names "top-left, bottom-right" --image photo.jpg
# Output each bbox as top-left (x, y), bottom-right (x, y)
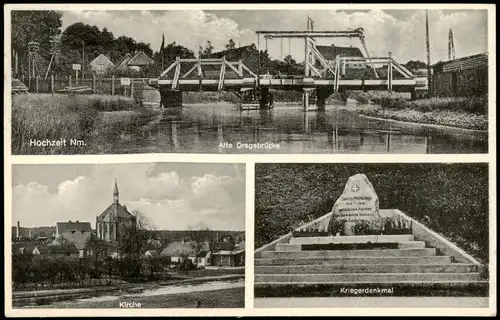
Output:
top-left (260, 248), bottom-right (436, 259)
top-left (255, 263), bottom-right (479, 274)
top-left (255, 272), bottom-right (481, 283)
top-left (276, 241), bottom-right (425, 251)
top-left (289, 234), bottom-right (414, 245)
top-left (255, 255), bottom-right (453, 266)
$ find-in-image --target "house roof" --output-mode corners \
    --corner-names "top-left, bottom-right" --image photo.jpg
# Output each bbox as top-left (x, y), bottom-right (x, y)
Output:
top-left (56, 232), bottom-right (92, 250)
top-left (205, 44), bottom-right (257, 61)
top-left (12, 242), bottom-right (38, 255)
top-left (97, 203), bottom-right (136, 221)
top-left (212, 241), bottom-right (235, 251)
top-left (115, 53), bottom-right (133, 70)
top-left (144, 243), bottom-right (159, 252)
top-left (145, 250), bottom-right (160, 258)
top-left (197, 250), bottom-right (210, 257)
top-left (127, 51), bottom-right (155, 66)
top-left (50, 244), bottom-right (80, 254)
top-left (235, 240), bottom-right (245, 250)
top-left (56, 221), bottom-right (92, 234)
top-left (316, 45), bottom-right (364, 60)
top-left (431, 53), bottom-right (488, 73)
top-left (160, 241), bottom-right (196, 257)
top-left (89, 54), bottom-right (115, 68)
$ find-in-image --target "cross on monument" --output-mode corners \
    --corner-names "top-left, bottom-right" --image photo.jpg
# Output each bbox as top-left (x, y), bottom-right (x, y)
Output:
top-left (351, 184), bottom-right (360, 192)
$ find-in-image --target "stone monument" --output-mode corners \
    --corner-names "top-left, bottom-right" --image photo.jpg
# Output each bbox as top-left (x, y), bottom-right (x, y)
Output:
top-left (327, 173), bottom-right (383, 235)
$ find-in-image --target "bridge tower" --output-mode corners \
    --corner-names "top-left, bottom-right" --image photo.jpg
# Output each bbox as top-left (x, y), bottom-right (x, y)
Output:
top-left (257, 18), bottom-right (380, 112)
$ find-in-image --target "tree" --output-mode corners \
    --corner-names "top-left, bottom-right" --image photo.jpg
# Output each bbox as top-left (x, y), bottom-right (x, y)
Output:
top-left (284, 54), bottom-right (296, 65)
top-left (405, 60), bottom-right (427, 71)
top-left (185, 226), bottom-right (211, 267)
top-left (11, 10), bottom-right (63, 58)
top-left (85, 234), bottom-right (109, 282)
top-left (202, 40), bottom-right (214, 56)
top-left (225, 39), bottom-right (236, 50)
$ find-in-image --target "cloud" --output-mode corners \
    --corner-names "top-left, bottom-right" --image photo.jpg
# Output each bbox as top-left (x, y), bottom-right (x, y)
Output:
top-left (61, 9), bottom-right (487, 64)
top-left (12, 164), bottom-right (245, 231)
top-left (61, 10), bottom-right (254, 54)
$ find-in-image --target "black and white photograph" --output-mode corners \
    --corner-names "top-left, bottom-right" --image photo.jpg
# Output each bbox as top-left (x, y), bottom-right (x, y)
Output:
top-left (9, 8), bottom-right (489, 155)
top-left (10, 162), bottom-right (246, 309)
top-left (254, 163), bottom-right (489, 308)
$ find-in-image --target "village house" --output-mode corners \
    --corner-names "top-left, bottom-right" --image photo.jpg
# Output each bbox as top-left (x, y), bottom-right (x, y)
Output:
top-left (160, 241), bottom-right (197, 264)
top-left (203, 44), bottom-right (258, 78)
top-left (145, 250), bottom-right (160, 259)
top-left (316, 44), bottom-right (366, 72)
top-left (127, 51), bottom-right (155, 71)
top-left (114, 53), bottom-right (133, 71)
top-left (210, 241), bottom-right (245, 267)
top-left (54, 220), bottom-right (93, 258)
top-left (431, 53), bottom-right (488, 97)
top-left (89, 53), bottom-right (115, 75)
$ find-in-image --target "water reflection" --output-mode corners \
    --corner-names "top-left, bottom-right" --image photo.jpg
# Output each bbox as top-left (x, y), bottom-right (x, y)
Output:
top-left (91, 103), bottom-right (487, 154)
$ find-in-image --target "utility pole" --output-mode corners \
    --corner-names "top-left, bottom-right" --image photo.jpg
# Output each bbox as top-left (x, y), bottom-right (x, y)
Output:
top-left (82, 40), bottom-right (85, 81)
top-left (425, 10), bottom-right (432, 95)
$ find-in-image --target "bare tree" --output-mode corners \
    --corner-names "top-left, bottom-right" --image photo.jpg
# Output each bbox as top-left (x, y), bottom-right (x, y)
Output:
top-left (185, 226), bottom-right (211, 267)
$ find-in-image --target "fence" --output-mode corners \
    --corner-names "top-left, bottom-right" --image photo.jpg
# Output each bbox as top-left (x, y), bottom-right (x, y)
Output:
top-left (19, 75), bottom-right (157, 101)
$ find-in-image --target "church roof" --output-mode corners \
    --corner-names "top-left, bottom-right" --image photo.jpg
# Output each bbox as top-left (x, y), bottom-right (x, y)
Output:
top-left (56, 221), bottom-right (92, 234)
top-left (97, 203), bottom-right (135, 221)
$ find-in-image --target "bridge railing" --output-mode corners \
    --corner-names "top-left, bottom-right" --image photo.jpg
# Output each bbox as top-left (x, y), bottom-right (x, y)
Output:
top-left (157, 56), bottom-right (257, 90)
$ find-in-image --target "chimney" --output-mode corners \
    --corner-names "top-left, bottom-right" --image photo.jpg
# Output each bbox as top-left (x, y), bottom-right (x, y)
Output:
top-left (16, 221), bottom-right (20, 239)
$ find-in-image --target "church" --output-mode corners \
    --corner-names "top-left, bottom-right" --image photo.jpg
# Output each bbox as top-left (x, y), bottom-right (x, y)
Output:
top-left (96, 181), bottom-right (137, 242)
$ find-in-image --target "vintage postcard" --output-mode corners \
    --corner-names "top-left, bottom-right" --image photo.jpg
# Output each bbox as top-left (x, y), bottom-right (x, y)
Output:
top-left (4, 2), bottom-right (496, 318)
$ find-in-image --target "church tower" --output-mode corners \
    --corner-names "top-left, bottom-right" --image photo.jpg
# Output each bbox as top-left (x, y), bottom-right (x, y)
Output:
top-left (113, 180), bottom-right (119, 204)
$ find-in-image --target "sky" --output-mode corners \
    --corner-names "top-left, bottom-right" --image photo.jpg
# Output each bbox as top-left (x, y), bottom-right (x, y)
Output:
top-left (60, 9), bottom-right (488, 64)
top-left (12, 163), bottom-right (246, 231)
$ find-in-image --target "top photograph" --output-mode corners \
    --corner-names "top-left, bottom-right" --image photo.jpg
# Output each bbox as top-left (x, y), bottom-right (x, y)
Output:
top-left (8, 8), bottom-right (490, 155)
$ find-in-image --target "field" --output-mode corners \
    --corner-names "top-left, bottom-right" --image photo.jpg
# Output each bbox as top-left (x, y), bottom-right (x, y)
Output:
top-left (348, 91), bottom-right (488, 130)
top-left (11, 94), bottom-right (157, 155)
top-left (255, 163), bottom-right (489, 263)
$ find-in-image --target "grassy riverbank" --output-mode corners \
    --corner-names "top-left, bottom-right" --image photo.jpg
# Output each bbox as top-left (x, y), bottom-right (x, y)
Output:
top-left (255, 163), bottom-right (489, 264)
top-left (348, 91), bottom-right (488, 130)
top-left (11, 94), bottom-right (157, 155)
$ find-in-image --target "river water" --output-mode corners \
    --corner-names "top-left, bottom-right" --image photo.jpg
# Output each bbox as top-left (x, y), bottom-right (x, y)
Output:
top-left (90, 103), bottom-right (487, 154)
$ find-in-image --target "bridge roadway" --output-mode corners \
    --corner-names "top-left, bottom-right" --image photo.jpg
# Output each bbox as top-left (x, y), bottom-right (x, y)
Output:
top-left (148, 77), bottom-right (420, 93)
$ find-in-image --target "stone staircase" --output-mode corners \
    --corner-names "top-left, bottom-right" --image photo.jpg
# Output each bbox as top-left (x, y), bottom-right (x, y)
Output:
top-left (254, 232), bottom-right (487, 297)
